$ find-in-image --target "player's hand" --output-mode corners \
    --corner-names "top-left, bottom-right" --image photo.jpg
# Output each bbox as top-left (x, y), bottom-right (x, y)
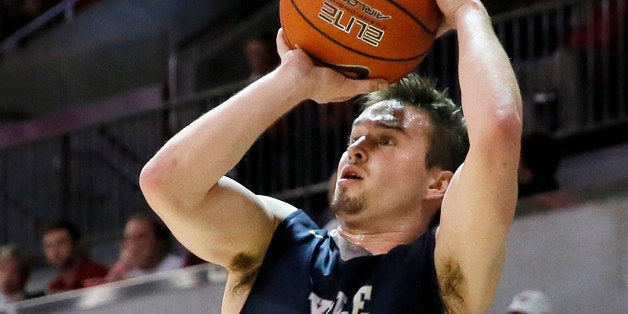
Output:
top-left (275, 28), bottom-right (387, 103)
top-left (434, 0), bottom-right (488, 37)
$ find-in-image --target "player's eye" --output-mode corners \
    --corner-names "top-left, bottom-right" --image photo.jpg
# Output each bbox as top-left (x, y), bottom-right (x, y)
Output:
top-left (379, 136), bottom-right (394, 146)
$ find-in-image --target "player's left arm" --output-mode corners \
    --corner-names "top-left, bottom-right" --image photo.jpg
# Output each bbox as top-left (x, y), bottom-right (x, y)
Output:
top-left (433, 1), bottom-right (523, 312)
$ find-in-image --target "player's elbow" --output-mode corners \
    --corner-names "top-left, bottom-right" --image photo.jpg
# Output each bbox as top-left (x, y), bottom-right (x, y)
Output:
top-left (139, 159), bottom-right (162, 196)
top-left (475, 104), bottom-right (523, 149)
top-left (139, 156), bottom-right (178, 211)
top-left (494, 106), bottom-right (522, 140)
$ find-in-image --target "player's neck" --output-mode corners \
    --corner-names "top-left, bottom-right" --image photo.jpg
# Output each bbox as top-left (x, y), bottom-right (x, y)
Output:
top-left (337, 222), bottom-right (429, 255)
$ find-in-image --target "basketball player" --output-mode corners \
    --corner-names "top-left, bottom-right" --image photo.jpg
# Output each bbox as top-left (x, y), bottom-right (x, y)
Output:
top-left (140, 0), bottom-right (522, 312)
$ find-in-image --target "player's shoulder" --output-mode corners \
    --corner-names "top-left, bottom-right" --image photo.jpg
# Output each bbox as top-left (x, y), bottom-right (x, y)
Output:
top-left (257, 195), bottom-right (299, 222)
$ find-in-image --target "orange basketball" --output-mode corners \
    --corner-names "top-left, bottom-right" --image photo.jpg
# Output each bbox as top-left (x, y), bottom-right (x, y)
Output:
top-left (280, 0), bottom-right (442, 82)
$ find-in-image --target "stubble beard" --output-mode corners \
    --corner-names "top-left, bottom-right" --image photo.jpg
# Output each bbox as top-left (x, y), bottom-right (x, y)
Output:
top-left (331, 187), bottom-right (366, 215)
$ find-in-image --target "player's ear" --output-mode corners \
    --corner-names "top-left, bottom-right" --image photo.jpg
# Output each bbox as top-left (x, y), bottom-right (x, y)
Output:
top-left (425, 170), bottom-right (453, 200)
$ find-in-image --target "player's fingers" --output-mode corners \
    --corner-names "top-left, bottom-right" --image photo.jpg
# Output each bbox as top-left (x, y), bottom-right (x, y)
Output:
top-left (276, 28), bottom-right (291, 56)
top-left (436, 25), bottom-right (452, 38)
top-left (435, 18), bottom-right (454, 38)
top-left (324, 78), bottom-right (387, 102)
top-left (345, 78), bottom-right (388, 96)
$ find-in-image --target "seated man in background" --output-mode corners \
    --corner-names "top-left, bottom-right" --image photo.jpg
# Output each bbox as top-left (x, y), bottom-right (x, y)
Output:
top-left (106, 213), bottom-right (183, 282)
top-left (42, 221), bottom-right (109, 293)
top-left (0, 244), bottom-right (40, 305)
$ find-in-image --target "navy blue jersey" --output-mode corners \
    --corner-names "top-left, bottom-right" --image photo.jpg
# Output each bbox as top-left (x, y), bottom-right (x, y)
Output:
top-left (241, 210), bottom-right (444, 313)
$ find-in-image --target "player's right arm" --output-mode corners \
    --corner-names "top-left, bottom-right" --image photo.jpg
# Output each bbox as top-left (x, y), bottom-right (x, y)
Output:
top-left (139, 29), bottom-right (386, 271)
top-left (433, 1), bottom-right (522, 312)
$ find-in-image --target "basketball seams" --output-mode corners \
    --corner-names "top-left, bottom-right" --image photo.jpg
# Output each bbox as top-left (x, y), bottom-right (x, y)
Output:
top-left (386, 0), bottom-right (440, 36)
top-left (286, 0), bottom-right (430, 62)
top-left (281, 0), bottom-right (440, 81)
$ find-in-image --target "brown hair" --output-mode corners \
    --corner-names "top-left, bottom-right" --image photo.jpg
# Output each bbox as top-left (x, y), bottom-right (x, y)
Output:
top-left (363, 73), bottom-right (469, 172)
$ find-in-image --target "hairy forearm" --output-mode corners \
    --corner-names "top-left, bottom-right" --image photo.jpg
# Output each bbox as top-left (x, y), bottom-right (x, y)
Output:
top-left (140, 68), bottom-right (306, 209)
top-left (454, 4), bottom-right (523, 140)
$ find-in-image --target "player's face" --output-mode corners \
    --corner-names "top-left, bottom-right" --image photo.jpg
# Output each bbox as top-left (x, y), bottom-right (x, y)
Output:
top-left (332, 100), bottom-right (433, 224)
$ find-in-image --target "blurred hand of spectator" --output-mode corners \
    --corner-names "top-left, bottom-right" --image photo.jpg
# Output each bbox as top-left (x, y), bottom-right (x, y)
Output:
top-left (103, 262), bottom-right (130, 283)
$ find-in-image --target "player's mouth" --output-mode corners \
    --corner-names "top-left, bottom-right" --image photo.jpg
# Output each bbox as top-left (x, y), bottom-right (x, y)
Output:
top-left (339, 166), bottom-right (365, 183)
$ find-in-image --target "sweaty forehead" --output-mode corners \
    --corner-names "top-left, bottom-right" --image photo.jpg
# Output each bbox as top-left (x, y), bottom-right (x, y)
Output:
top-left (354, 100), bottom-right (405, 129)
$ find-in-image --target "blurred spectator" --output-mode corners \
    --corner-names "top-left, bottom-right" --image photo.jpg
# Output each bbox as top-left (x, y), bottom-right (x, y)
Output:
top-left (0, 244), bottom-right (40, 305)
top-left (244, 32), bottom-right (279, 81)
top-left (518, 133), bottom-right (561, 197)
top-left (507, 290), bottom-right (552, 314)
top-left (42, 221), bottom-right (109, 293)
top-left (105, 213), bottom-right (183, 282)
